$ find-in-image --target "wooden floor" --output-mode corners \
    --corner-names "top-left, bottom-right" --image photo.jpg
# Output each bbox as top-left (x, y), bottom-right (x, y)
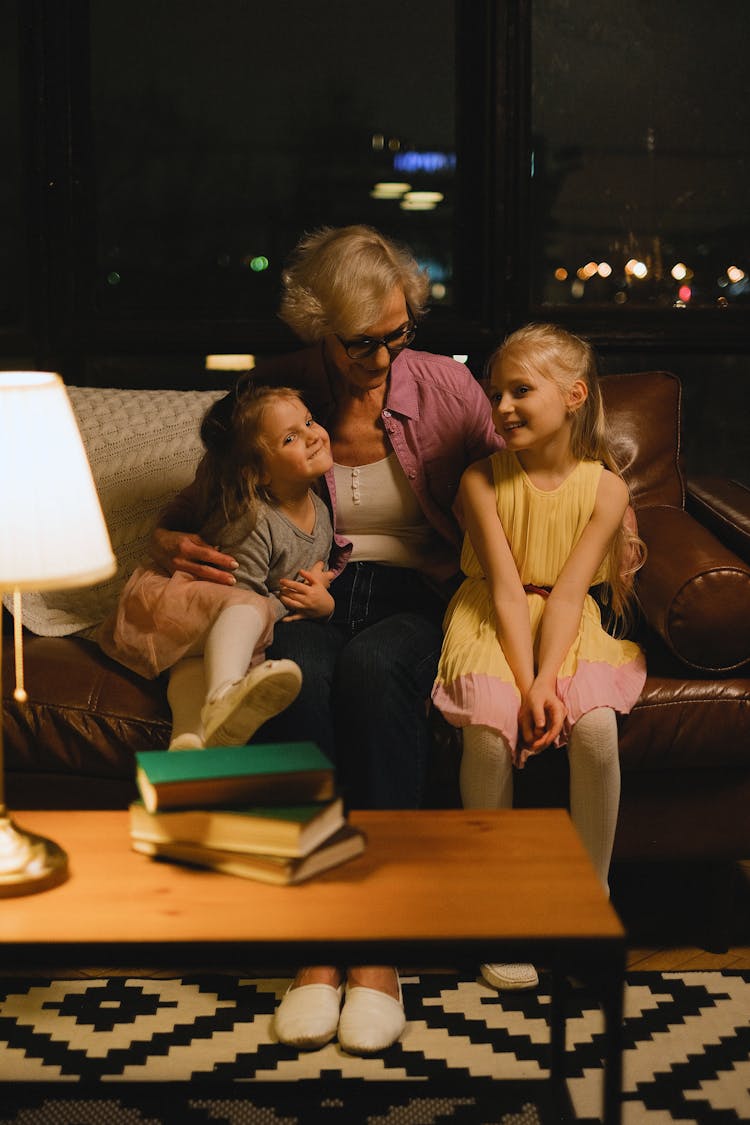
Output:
top-left (614, 857), bottom-right (750, 970)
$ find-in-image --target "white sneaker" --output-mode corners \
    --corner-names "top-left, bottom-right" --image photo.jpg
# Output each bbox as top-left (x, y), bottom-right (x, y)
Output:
top-left (201, 659), bottom-right (302, 747)
top-left (480, 963), bottom-right (539, 990)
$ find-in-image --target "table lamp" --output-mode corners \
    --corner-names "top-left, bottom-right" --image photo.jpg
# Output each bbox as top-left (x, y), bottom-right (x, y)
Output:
top-left (0, 371), bottom-right (116, 896)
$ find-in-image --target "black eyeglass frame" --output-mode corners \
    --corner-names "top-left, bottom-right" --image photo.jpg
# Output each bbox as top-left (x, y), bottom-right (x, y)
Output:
top-left (335, 305), bottom-right (417, 360)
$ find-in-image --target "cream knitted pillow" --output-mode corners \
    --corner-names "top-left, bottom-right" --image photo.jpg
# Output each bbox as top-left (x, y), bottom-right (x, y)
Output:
top-left (3, 385), bottom-right (223, 636)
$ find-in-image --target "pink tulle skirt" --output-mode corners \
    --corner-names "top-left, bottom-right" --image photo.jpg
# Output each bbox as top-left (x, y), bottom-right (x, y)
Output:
top-left (97, 565), bottom-right (275, 679)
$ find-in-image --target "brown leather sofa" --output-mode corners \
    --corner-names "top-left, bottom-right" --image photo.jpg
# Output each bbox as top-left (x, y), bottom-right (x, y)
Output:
top-left (3, 371), bottom-right (750, 945)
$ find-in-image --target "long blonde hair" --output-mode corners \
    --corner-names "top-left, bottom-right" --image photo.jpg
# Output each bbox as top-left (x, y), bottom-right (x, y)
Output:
top-left (489, 323), bottom-right (645, 621)
top-left (198, 381), bottom-right (307, 538)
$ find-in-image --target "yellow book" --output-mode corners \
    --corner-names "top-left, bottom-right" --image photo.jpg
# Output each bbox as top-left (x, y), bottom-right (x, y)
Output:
top-left (129, 796), bottom-right (344, 859)
top-left (132, 824), bottom-right (366, 885)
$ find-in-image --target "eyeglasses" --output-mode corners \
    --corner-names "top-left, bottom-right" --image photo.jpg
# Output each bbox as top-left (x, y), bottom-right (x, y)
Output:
top-left (336, 309), bottom-right (417, 360)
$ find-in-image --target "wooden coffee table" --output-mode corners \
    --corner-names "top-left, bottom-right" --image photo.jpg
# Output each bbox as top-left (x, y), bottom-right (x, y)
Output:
top-left (2, 808), bottom-right (625, 1124)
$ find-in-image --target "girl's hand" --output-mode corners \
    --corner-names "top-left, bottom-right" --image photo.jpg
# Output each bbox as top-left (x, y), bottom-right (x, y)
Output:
top-left (150, 528), bottom-right (239, 584)
top-left (278, 561), bottom-right (336, 621)
top-left (515, 683), bottom-right (566, 768)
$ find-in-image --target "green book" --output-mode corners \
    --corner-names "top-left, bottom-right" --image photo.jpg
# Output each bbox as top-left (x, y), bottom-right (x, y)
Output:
top-left (129, 795), bottom-right (345, 858)
top-left (135, 742), bottom-right (335, 813)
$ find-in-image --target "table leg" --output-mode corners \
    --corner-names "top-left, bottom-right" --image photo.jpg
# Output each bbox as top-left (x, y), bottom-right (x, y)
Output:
top-left (600, 969), bottom-right (624, 1125)
top-left (550, 959), bottom-right (623, 1125)
top-left (549, 969), bottom-right (571, 1120)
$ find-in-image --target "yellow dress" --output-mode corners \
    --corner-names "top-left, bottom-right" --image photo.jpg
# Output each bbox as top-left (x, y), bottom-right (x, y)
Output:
top-left (431, 451), bottom-right (646, 749)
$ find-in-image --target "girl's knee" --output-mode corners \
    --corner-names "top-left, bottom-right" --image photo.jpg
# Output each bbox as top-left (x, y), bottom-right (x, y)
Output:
top-left (568, 707), bottom-right (619, 763)
top-left (573, 706), bottom-right (618, 736)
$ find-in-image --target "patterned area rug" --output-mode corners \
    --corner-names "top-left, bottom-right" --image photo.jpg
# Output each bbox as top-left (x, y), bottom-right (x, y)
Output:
top-left (0, 971), bottom-right (747, 1124)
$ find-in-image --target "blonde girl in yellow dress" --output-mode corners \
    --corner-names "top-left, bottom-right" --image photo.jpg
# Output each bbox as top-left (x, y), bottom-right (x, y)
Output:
top-left (432, 323), bottom-right (646, 991)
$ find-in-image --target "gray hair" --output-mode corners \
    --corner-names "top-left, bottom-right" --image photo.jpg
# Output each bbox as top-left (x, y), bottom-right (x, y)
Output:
top-left (279, 225), bottom-right (430, 342)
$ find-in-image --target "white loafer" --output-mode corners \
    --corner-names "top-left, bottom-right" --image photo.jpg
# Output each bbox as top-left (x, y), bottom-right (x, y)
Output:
top-left (480, 962), bottom-right (539, 990)
top-left (202, 659), bottom-right (302, 747)
top-left (273, 982), bottom-right (343, 1049)
top-left (337, 978), bottom-right (405, 1055)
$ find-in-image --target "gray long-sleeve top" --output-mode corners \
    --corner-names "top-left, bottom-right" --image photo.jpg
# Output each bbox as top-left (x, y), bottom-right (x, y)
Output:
top-left (208, 492), bottom-right (334, 623)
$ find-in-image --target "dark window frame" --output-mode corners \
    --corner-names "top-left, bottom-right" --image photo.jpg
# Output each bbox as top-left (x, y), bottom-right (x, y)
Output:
top-left (4, 0), bottom-right (749, 385)
top-left (515, 0), bottom-right (750, 354)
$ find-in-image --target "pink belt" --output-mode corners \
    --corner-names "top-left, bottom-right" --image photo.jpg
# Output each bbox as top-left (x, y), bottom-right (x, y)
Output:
top-left (524, 584), bottom-right (551, 599)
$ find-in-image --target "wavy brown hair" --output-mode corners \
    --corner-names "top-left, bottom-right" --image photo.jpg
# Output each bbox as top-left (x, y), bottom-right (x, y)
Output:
top-left (488, 323), bottom-right (646, 621)
top-left (197, 381), bottom-right (306, 540)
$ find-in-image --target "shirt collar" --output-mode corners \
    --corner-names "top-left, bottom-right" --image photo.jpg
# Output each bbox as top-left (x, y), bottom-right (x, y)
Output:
top-left (384, 350), bottom-right (419, 420)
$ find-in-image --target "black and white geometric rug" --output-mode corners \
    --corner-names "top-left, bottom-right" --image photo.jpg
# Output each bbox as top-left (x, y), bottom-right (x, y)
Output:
top-left (0, 971), bottom-right (747, 1123)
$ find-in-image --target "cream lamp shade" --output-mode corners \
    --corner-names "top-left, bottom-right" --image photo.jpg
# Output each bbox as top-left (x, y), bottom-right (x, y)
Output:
top-left (0, 370), bottom-right (116, 897)
top-left (0, 371), bottom-right (116, 589)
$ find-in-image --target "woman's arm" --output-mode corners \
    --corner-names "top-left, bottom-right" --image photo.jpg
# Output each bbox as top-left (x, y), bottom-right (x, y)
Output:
top-left (460, 460), bottom-right (535, 697)
top-left (150, 528), bottom-right (240, 583)
top-left (518, 470), bottom-right (629, 762)
top-left (149, 464), bottom-right (239, 584)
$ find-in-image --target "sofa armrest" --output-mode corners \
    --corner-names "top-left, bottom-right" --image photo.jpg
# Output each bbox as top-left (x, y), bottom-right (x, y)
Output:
top-left (635, 505), bottom-right (750, 673)
top-left (686, 476), bottom-right (750, 565)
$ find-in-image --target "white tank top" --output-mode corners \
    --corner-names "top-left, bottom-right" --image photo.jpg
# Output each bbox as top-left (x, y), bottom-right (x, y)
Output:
top-left (333, 453), bottom-right (434, 567)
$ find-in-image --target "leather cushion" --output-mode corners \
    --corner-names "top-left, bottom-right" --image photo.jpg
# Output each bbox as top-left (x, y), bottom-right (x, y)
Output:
top-left (601, 372), bottom-right (685, 508)
top-left (3, 634), bottom-right (170, 808)
top-left (636, 506), bottom-right (750, 672)
top-left (687, 476), bottom-right (750, 565)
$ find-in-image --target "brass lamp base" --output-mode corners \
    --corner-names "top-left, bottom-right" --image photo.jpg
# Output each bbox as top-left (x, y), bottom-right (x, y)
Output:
top-left (0, 815), bottom-right (69, 897)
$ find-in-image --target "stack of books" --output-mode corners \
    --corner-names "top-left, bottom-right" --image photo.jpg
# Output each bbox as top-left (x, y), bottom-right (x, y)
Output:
top-left (130, 741), bottom-right (365, 884)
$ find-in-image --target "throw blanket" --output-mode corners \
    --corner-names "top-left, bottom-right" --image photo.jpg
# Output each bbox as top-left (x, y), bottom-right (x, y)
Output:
top-left (3, 385), bottom-right (223, 637)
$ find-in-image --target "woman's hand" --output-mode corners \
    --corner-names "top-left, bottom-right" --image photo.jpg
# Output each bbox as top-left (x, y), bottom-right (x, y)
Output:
top-left (515, 680), bottom-right (566, 768)
top-left (278, 561), bottom-right (336, 621)
top-left (149, 527), bottom-right (239, 585)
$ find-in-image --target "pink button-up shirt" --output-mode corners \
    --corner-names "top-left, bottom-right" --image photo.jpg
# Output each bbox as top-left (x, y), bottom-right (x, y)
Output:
top-left (162, 345), bottom-right (503, 584)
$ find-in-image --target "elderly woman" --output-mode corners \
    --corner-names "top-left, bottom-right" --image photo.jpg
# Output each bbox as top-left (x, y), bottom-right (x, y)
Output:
top-left (151, 225), bottom-right (502, 1054)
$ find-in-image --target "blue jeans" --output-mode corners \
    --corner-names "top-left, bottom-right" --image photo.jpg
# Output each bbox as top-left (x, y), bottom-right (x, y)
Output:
top-left (260, 562), bottom-right (446, 809)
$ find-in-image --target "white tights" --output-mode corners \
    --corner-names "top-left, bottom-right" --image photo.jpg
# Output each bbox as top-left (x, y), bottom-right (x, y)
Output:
top-left (166, 604), bottom-right (265, 745)
top-left (460, 708), bottom-right (621, 890)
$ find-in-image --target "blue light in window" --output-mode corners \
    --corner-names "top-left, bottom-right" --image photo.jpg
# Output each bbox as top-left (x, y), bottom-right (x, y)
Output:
top-left (417, 257), bottom-right (448, 283)
top-left (393, 151), bottom-right (456, 175)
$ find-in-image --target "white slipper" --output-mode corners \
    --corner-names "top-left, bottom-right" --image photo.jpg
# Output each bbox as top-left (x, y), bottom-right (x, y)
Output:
top-left (201, 659), bottom-right (302, 746)
top-left (337, 978), bottom-right (405, 1055)
top-left (480, 962), bottom-right (539, 990)
top-left (273, 982), bottom-right (343, 1049)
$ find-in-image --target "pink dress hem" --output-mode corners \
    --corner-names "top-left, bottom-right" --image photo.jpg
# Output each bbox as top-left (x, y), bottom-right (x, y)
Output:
top-left (431, 653), bottom-right (646, 750)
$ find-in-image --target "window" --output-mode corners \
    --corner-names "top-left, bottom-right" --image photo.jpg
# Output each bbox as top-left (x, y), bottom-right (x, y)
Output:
top-left (3, 1), bottom-right (748, 376)
top-left (531, 0), bottom-right (749, 313)
top-left (89, 0), bottom-right (456, 322)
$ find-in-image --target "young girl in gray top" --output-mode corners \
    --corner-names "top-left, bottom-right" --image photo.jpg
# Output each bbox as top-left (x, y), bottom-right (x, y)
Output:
top-left (98, 384), bottom-right (342, 749)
